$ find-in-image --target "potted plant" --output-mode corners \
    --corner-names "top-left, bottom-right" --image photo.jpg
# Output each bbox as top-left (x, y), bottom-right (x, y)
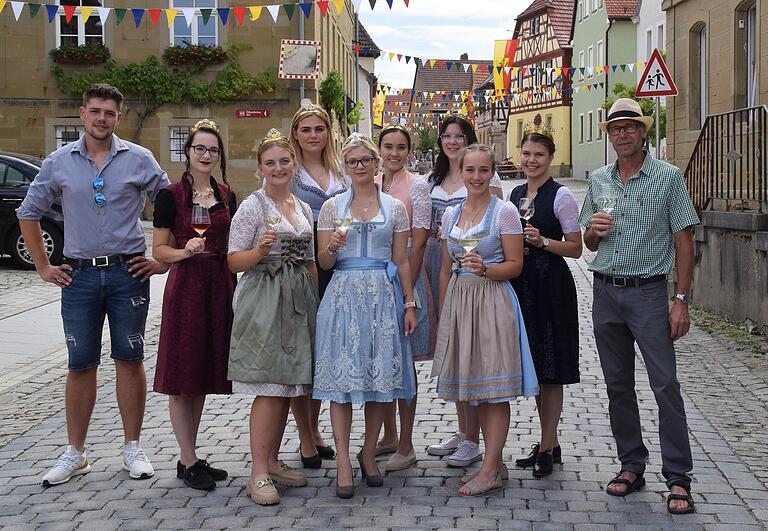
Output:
top-left (50, 43), bottom-right (111, 65)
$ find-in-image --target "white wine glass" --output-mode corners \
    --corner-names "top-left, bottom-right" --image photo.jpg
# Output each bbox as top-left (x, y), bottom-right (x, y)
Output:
top-left (266, 211), bottom-right (282, 229)
top-left (456, 217), bottom-right (480, 272)
top-left (333, 216), bottom-right (353, 249)
top-left (596, 182), bottom-right (619, 215)
top-left (518, 197), bottom-right (535, 222)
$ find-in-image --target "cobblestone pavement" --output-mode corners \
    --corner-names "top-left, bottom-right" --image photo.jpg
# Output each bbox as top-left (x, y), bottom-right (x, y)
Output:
top-left (1, 185), bottom-right (767, 529)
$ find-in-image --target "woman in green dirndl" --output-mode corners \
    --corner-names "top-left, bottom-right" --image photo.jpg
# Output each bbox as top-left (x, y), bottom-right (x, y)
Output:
top-left (227, 129), bottom-right (319, 506)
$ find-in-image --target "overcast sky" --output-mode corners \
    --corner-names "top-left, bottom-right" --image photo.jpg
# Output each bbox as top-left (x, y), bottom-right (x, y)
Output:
top-left (358, 0), bottom-right (534, 90)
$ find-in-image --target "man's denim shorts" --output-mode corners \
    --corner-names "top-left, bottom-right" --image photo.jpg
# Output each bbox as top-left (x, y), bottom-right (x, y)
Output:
top-left (61, 262), bottom-right (150, 370)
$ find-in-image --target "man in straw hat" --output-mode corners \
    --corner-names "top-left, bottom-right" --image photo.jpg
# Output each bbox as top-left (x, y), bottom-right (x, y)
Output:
top-left (578, 98), bottom-right (699, 514)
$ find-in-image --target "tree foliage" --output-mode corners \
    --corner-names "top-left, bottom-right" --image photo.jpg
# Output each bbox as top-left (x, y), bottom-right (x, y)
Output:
top-left (604, 82), bottom-right (666, 147)
top-left (51, 42), bottom-right (276, 143)
top-left (416, 127), bottom-right (437, 154)
top-left (318, 69), bottom-right (362, 127)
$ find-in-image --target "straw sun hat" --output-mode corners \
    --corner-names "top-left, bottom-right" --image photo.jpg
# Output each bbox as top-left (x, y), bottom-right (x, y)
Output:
top-left (598, 98), bottom-right (654, 133)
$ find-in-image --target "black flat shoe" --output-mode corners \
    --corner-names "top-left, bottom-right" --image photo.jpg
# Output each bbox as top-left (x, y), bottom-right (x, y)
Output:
top-left (316, 445), bottom-right (336, 460)
top-left (532, 452), bottom-right (554, 478)
top-left (515, 444), bottom-right (562, 468)
top-left (301, 452), bottom-right (322, 469)
top-left (177, 460), bottom-right (228, 481)
top-left (182, 461), bottom-right (216, 490)
top-left (356, 452), bottom-right (383, 487)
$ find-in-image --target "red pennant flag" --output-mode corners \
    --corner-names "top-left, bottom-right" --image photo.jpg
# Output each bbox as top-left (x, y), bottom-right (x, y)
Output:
top-left (148, 8), bottom-right (161, 25)
top-left (317, 0), bottom-right (329, 16)
top-left (232, 6), bottom-right (245, 24)
top-left (354, 44), bottom-right (361, 54)
top-left (63, 4), bottom-right (76, 23)
top-left (437, 60), bottom-right (445, 70)
top-left (561, 68), bottom-right (570, 78)
top-left (403, 0), bottom-right (409, 5)
top-left (397, 54), bottom-right (402, 61)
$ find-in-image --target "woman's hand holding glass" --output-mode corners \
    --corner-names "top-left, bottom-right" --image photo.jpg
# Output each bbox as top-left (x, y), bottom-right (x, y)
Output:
top-left (257, 229), bottom-right (278, 255)
top-left (523, 224), bottom-right (546, 247)
top-left (184, 237), bottom-right (207, 256)
top-left (463, 251), bottom-right (485, 276)
top-left (327, 229), bottom-right (348, 253)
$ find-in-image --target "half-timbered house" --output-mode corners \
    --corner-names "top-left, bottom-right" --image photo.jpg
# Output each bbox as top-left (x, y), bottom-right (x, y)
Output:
top-left (507, 0), bottom-right (576, 177)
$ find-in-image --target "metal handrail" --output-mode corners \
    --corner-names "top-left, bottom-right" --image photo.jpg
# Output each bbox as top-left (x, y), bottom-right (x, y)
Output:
top-left (684, 105), bottom-right (767, 214)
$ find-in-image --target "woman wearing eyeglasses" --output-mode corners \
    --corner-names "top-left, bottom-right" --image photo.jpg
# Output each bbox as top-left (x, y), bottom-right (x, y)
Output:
top-left (423, 113), bottom-right (503, 468)
top-left (287, 100), bottom-right (346, 468)
top-left (313, 133), bottom-right (418, 499)
top-left (152, 119), bottom-right (237, 490)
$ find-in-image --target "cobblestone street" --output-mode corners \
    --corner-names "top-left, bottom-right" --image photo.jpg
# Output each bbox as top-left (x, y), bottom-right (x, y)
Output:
top-left (0, 182), bottom-right (767, 529)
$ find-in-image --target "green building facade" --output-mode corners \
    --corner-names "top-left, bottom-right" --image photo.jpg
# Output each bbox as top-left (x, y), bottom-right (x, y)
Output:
top-left (571, 0), bottom-right (638, 179)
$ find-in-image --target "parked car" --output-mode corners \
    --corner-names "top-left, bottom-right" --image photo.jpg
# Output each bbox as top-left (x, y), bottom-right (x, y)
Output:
top-left (0, 151), bottom-right (64, 269)
top-left (496, 157), bottom-right (526, 180)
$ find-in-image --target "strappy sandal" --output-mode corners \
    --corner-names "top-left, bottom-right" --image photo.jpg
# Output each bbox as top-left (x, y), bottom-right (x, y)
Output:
top-left (667, 484), bottom-right (695, 515)
top-left (458, 473), bottom-right (503, 496)
top-left (606, 471), bottom-right (645, 497)
top-left (460, 463), bottom-right (508, 484)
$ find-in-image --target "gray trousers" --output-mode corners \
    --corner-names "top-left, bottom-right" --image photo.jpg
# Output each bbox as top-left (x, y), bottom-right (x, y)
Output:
top-left (592, 276), bottom-right (692, 489)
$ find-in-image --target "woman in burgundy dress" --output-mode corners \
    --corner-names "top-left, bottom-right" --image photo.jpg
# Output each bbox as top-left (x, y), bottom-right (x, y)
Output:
top-left (152, 119), bottom-right (237, 490)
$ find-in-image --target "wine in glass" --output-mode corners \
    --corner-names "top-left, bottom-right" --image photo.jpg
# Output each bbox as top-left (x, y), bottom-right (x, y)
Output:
top-left (266, 212), bottom-right (282, 228)
top-left (596, 183), bottom-right (619, 214)
top-left (333, 216), bottom-right (353, 236)
top-left (519, 197), bottom-right (535, 222)
top-left (191, 204), bottom-right (211, 236)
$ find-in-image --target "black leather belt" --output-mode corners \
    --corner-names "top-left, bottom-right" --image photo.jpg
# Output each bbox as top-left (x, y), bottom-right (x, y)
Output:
top-left (63, 253), bottom-right (143, 269)
top-left (594, 272), bottom-right (666, 288)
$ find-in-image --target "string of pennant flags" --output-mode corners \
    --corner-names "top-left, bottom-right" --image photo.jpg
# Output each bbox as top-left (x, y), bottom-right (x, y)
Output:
top-left (368, 50), bottom-right (648, 78)
top-left (0, 0), bottom-right (409, 27)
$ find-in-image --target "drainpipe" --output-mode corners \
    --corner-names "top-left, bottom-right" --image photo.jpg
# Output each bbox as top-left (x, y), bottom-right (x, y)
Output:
top-left (604, 18), bottom-right (613, 167)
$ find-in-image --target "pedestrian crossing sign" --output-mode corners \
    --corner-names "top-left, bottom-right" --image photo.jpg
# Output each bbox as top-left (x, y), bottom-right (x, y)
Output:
top-left (636, 49), bottom-right (678, 97)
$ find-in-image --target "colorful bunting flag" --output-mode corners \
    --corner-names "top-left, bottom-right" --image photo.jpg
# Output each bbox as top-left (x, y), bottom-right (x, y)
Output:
top-left (147, 8), bottom-right (161, 26)
top-left (216, 7), bottom-right (228, 25)
top-left (10, 0), bottom-right (23, 20)
top-left (298, 2), bottom-right (311, 17)
top-left (333, 0), bottom-right (344, 14)
top-left (164, 8), bottom-right (176, 28)
top-left (265, 5), bottom-right (279, 21)
top-left (28, 2), bottom-right (39, 18)
top-left (200, 7), bottom-right (211, 24)
top-left (62, 4), bottom-right (75, 22)
top-left (114, 7), bottom-right (126, 24)
top-left (283, 3), bottom-right (294, 19)
top-left (97, 6), bottom-right (110, 25)
top-left (232, 6), bottom-right (244, 24)
top-left (45, 3), bottom-right (57, 22)
top-left (316, 0), bottom-right (329, 16)
top-left (131, 7), bottom-right (144, 27)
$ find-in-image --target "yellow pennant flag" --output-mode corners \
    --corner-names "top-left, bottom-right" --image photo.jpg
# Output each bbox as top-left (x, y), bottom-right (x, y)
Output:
top-left (80, 6), bottom-right (92, 23)
top-left (595, 66), bottom-right (602, 75)
top-left (165, 8), bottom-right (177, 28)
top-left (428, 59), bottom-right (436, 68)
top-left (471, 63), bottom-right (478, 73)
top-left (248, 6), bottom-right (262, 20)
top-left (388, 52), bottom-right (395, 61)
top-left (0, 0), bottom-right (6, 14)
top-left (636, 62), bottom-right (644, 69)
top-left (333, 0), bottom-right (344, 14)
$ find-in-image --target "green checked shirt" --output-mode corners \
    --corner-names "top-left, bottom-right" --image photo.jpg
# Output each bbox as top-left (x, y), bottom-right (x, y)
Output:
top-left (579, 153), bottom-right (700, 278)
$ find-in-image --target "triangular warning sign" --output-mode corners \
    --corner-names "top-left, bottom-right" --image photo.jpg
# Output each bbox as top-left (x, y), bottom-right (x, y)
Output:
top-left (636, 48), bottom-right (678, 97)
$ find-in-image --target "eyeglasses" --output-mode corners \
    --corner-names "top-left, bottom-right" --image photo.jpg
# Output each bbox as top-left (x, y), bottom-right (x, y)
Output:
top-left (191, 144), bottom-right (221, 157)
top-left (344, 157), bottom-right (375, 168)
top-left (440, 133), bottom-right (466, 143)
top-left (92, 177), bottom-right (106, 207)
top-left (607, 123), bottom-right (640, 137)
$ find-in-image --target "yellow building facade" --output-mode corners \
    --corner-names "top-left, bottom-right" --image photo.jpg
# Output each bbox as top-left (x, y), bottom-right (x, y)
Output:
top-left (0, 1), bottom-right (358, 201)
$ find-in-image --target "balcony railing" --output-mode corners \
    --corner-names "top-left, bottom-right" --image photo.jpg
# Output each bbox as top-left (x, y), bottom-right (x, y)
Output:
top-left (685, 105), bottom-right (767, 213)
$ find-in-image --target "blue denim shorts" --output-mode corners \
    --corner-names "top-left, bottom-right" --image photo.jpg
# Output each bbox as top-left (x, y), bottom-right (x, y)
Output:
top-left (61, 262), bottom-right (150, 370)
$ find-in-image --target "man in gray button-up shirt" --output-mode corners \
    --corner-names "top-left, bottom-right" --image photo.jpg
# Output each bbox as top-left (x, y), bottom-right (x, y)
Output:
top-left (16, 83), bottom-right (170, 487)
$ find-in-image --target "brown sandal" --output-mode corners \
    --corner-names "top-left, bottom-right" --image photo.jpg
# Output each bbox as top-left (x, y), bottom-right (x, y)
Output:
top-left (667, 484), bottom-right (695, 514)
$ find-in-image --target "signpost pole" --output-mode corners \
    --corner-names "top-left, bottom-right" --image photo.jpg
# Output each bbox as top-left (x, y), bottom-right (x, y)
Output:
top-left (299, 16), bottom-right (305, 101)
top-left (655, 96), bottom-right (660, 159)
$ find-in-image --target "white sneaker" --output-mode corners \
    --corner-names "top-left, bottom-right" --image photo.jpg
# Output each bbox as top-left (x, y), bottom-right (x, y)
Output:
top-left (122, 440), bottom-right (154, 479)
top-left (445, 440), bottom-right (483, 467)
top-left (42, 445), bottom-right (91, 487)
top-left (426, 431), bottom-right (465, 456)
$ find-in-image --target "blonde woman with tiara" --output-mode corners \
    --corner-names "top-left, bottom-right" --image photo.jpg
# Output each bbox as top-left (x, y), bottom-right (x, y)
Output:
top-left (288, 100), bottom-right (347, 468)
top-left (227, 129), bottom-right (318, 505)
top-left (313, 133), bottom-right (418, 499)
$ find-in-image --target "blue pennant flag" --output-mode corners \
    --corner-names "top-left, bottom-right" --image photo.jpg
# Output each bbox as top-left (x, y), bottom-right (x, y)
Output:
top-left (131, 8), bottom-right (144, 27)
top-left (45, 3), bottom-right (58, 22)
top-left (217, 7), bottom-right (229, 24)
top-left (299, 3), bottom-right (312, 17)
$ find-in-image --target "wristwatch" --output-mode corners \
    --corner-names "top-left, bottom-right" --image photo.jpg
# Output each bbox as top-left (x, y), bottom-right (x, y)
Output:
top-left (675, 293), bottom-right (690, 305)
top-left (541, 237), bottom-right (550, 248)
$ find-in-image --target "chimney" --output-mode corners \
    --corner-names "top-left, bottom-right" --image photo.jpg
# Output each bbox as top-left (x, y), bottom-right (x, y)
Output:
top-left (460, 53), bottom-right (469, 61)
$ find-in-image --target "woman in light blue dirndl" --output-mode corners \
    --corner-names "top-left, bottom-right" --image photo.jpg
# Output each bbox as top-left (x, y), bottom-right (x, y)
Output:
top-left (432, 144), bottom-right (539, 497)
top-left (313, 133), bottom-right (418, 499)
